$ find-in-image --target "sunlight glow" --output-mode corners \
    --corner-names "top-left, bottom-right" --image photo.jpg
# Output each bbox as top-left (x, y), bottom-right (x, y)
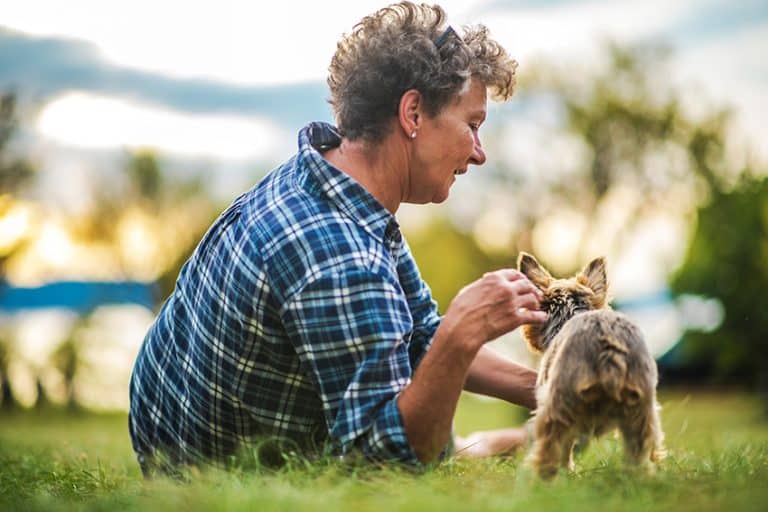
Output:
top-left (0, 200), bottom-right (34, 254)
top-left (531, 209), bottom-right (587, 273)
top-left (116, 208), bottom-right (164, 281)
top-left (37, 92), bottom-right (279, 161)
top-left (473, 207), bottom-right (517, 255)
top-left (9, 226), bottom-right (120, 286)
top-left (35, 222), bottom-right (75, 268)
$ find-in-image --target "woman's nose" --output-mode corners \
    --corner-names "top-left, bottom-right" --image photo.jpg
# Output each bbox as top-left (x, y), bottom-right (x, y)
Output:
top-left (470, 135), bottom-right (486, 166)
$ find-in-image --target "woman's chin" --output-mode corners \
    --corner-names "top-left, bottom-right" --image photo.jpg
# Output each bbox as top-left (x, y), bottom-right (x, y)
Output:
top-left (431, 188), bottom-right (452, 204)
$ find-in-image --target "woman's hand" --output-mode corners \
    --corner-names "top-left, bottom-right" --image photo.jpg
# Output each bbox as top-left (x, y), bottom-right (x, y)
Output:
top-left (441, 269), bottom-right (548, 351)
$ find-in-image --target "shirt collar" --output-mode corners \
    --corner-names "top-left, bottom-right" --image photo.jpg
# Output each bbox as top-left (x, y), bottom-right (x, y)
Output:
top-left (295, 121), bottom-right (401, 246)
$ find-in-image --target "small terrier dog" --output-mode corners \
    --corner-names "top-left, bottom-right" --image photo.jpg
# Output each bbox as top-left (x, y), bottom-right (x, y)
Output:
top-left (517, 252), bottom-right (665, 479)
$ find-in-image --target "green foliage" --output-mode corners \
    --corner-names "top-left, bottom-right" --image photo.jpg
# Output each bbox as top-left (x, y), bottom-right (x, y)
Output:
top-left (1, 393), bottom-right (767, 511)
top-left (405, 218), bottom-right (508, 311)
top-left (127, 151), bottom-right (163, 203)
top-left (0, 335), bottom-right (16, 411)
top-left (493, 43), bottom-right (735, 268)
top-left (0, 92), bottom-right (35, 196)
top-left (671, 176), bottom-right (768, 388)
top-left (0, 91), bottom-right (35, 282)
top-left (563, 44), bottom-right (679, 199)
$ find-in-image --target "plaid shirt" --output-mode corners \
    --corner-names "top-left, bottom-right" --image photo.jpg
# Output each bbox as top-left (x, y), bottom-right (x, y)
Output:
top-left (129, 122), bottom-right (442, 470)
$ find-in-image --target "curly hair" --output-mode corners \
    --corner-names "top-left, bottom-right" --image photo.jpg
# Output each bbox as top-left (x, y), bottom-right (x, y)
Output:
top-left (327, 1), bottom-right (518, 142)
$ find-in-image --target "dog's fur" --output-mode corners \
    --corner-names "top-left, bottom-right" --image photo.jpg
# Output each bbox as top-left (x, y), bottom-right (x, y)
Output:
top-left (518, 252), bottom-right (665, 479)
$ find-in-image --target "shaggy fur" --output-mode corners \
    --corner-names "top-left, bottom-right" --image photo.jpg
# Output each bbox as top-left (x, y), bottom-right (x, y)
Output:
top-left (518, 252), bottom-right (666, 479)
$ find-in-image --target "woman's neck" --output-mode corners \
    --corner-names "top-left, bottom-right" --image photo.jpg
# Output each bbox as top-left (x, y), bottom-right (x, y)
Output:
top-left (322, 134), bottom-right (409, 215)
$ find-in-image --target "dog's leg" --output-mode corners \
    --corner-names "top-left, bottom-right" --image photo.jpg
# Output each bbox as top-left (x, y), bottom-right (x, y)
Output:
top-left (619, 400), bottom-right (665, 470)
top-left (527, 407), bottom-right (571, 479)
top-left (559, 432), bottom-right (577, 472)
top-left (648, 398), bottom-right (667, 463)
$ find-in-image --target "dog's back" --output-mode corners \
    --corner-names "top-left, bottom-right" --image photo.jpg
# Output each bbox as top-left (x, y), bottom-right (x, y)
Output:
top-left (537, 310), bottom-right (658, 435)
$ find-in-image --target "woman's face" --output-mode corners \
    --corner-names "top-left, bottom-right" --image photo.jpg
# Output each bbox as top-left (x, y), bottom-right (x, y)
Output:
top-left (408, 77), bottom-right (488, 204)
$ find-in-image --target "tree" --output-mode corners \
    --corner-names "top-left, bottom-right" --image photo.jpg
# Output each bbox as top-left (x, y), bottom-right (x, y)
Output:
top-left (458, 43), bottom-right (730, 272)
top-left (0, 91), bottom-right (35, 278)
top-left (68, 150), bottom-right (220, 304)
top-left (0, 92), bottom-right (34, 195)
top-left (671, 174), bottom-right (768, 397)
top-left (0, 91), bottom-right (35, 410)
top-left (0, 334), bottom-right (16, 410)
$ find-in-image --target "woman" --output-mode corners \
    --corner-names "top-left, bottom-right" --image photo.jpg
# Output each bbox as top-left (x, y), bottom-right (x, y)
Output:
top-left (129, 1), bottom-right (546, 475)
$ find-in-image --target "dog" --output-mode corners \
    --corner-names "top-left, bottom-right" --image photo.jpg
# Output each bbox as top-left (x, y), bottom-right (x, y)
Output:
top-left (517, 252), bottom-right (665, 479)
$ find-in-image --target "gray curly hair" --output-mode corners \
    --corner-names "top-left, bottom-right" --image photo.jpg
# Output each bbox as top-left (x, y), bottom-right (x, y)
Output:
top-left (327, 1), bottom-right (518, 142)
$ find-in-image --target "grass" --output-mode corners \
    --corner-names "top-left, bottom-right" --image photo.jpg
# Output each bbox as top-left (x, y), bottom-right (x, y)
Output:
top-left (1, 391), bottom-right (767, 511)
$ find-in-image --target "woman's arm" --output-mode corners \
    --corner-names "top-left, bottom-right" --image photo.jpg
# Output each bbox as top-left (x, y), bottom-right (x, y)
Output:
top-left (463, 345), bottom-right (537, 410)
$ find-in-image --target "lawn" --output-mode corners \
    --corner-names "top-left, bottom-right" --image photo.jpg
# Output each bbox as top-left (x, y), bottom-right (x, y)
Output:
top-left (1, 391), bottom-right (767, 511)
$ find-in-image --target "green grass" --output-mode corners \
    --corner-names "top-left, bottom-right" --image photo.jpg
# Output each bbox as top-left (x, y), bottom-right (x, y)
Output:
top-left (1, 391), bottom-right (767, 511)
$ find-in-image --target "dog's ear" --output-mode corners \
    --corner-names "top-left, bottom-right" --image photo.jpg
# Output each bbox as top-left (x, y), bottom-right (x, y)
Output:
top-left (577, 257), bottom-right (608, 306)
top-left (518, 252), bottom-right (553, 290)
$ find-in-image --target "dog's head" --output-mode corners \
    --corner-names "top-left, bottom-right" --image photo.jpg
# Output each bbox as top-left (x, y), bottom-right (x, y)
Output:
top-left (517, 252), bottom-right (609, 353)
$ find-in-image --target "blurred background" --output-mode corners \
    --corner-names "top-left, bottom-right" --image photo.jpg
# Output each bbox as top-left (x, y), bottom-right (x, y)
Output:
top-left (0, 0), bottom-right (766, 420)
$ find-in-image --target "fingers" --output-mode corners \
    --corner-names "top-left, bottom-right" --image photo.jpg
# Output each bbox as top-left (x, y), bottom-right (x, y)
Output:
top-left (507, 276), bottom-right (544, 300)
top-left (506, 278), bottom-right (548, 325)
top-left (512, 291), bottom-right (548, 324)
top-left (515, 291), bottom-right (543, 311)
top-left (518, 307), bottom-right (548, 325)
top-left (494, 268), bottom-right (526, 282)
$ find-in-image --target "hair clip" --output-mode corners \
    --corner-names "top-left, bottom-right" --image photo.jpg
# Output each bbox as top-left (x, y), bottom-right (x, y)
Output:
top-left (434, 26), bottom-right (458, 49)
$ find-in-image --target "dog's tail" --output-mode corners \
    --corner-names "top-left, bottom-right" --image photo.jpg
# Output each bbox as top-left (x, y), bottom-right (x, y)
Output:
top-left (596, 336), bottom-right (629, 402)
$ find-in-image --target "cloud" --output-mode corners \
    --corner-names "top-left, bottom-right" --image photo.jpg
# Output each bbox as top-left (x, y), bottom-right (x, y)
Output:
top-left (670, 22), bottom-right (768, 161)
top-left (37, 92), bottom-right (281, 161)
top-left (477, 0), bottom-right (699, 61)
top-left (0, 27), bottom-right (333, 133)
top-left (3, 0), bottom-right (456, 85)
top-left (666, 0), bottom-right (768, 43)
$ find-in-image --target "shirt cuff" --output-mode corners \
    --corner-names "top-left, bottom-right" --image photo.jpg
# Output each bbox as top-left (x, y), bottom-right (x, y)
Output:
top-left (343, 393), bottom-right (421, 465)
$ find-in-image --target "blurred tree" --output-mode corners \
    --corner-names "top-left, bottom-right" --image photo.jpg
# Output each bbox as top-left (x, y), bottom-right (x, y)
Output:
top-left (671, 174), bottom-right (768, 398)
top-left (0, 92), bottom-right (34, 196)
top-left (68, 150), bottom-right (219, 305)
top-left (514, 44), bottom-right (763, 390)
top-left (124, 151), bottom-right (219, 303)
top-left (405, 217), bottom-right (508, 311)
top-left (0, 333), bottom-right (17, 410)
top-left (0, 90), bottom-right (35, 411)
top-left (50, 317), bottom-right (89, 411)
top-left (471, 43), bottom-right (730, 272)
top-left (0, 91), bottom-right (35, 278)
top-left (34, 378), bottom-right (50, 410)
top-left (128, 152), bottom-right (163, 204)
top-left (123, 151), bottom-right (219, 302)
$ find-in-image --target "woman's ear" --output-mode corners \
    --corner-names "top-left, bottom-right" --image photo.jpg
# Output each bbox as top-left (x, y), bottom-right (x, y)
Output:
top-left (398, 89), bottom-right (423, 139)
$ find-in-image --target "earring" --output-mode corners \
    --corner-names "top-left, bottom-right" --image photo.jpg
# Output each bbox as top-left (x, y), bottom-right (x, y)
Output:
top-left (410, 131), bottom-right (417, 139)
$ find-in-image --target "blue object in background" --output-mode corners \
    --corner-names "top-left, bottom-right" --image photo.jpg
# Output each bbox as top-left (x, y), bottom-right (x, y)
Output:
top-left (0, 281), bottom-right (157, 314)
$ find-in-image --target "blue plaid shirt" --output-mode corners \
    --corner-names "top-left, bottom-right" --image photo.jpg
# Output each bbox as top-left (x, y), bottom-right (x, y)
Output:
top-left (129, 122), bottom-right (442, 470)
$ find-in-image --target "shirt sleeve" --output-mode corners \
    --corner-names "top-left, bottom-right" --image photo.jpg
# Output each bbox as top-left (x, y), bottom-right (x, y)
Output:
top-left (279, 264), bottom-right (420, 464)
